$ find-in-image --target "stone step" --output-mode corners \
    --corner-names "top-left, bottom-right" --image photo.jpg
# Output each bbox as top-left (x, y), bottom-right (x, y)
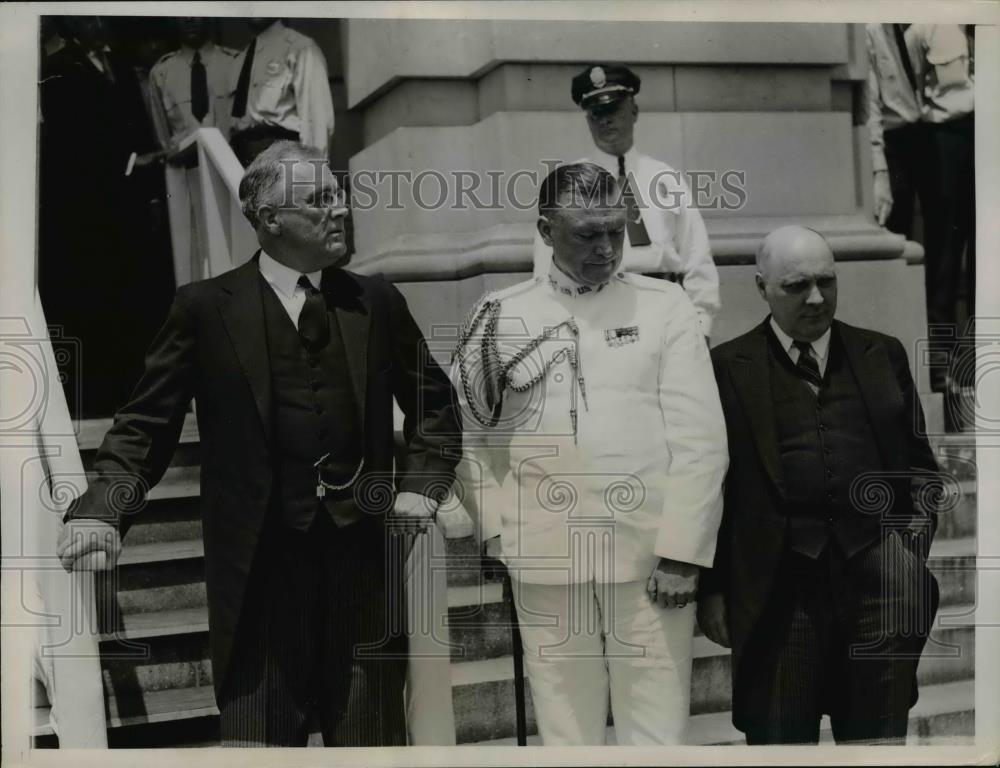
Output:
top-left (34, 677), bottom-right (975, 746)
top-left (449, 609), bottom-right (975, 740)
top-left (459, 678), bottom-right (974, 746)
top-left (119, 498), bottom-right (203, 546)
top-left (33, 619), bottom-right (976, 746)
top-left (86, 588), bottom-right (974, 723)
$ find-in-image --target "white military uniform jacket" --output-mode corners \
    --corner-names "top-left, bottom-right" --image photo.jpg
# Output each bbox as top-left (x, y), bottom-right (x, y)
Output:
top-left (532, 147), bottom-right (720, 337)
top-left (149, 43), bottom-right (240, 148)
top-left (454, 265), bottom-right (728, 586)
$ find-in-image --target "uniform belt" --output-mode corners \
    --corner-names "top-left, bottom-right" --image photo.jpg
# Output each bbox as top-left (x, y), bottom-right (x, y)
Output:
top-left (642, 271), bottom-right (684, 284)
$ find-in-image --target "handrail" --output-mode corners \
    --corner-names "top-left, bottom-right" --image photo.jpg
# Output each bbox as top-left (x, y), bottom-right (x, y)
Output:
top-left (168, 127), bottom-right (257, 286)
top-left (19, 290), bottom-right (107, 747)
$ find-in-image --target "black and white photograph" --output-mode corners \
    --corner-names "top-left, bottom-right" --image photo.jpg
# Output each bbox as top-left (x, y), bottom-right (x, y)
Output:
top-left (1, 2), bottom-right (997, 765)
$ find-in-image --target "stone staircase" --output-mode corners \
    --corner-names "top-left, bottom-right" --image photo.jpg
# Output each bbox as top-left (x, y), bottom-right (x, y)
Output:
top-left (33, 417), bottom-right (976, 747)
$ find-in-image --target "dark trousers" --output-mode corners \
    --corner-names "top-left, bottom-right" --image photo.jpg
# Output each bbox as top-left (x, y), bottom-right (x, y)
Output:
top-left (929, 115), bottom-right (976, 389)
top-left (217, 510), bottom-right (408, 746)
top-left (740, 532), bottom-right (939, 745)
top-left (884, 118), bottom-right (975, 390)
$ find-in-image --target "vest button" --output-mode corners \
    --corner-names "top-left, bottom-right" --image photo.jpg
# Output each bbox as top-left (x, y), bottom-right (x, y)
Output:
top-left (307, 355), bottom-right (319, 367)
top-left (315, 404), bottom-right (325, 415)
top-left (819, 424), bottom-right (828, 431)
top-left (311, 379), bottom-right (322, 391)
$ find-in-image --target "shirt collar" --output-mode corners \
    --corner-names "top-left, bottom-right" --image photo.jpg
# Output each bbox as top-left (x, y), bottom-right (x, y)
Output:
top-left (256, 20), bottom-right (285, 44)
top-left (179, 41), bottom-right (216, 63)
top-left (546, 261), bottom-right (612, 298)
top-left (769, 316), bottom-right (832, 364)
top-left (588, 144), bottom-right (640, 175)
top-left (258, 250), bottom-right (321, 299)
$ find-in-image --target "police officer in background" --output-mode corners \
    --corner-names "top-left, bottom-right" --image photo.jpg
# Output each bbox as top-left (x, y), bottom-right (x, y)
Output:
top-left (229, 18), bottom-right (335, 165)
top-left (150, 18), bottom-right (240, 286)
top-left (150, 18), bottom-right (239, 161)
top-left (532, 64), bottom-right (720, 338)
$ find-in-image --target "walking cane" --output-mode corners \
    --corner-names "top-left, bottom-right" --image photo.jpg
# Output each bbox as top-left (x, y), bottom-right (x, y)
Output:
top-left (501, 568), bottom-right (527, 746)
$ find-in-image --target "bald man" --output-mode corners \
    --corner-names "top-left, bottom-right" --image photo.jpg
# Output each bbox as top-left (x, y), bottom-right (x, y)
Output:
top-left (697, 226), bottom-right (941, 744)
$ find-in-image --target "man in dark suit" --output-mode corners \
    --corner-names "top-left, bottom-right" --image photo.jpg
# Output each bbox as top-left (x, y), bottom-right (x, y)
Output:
top-left (697, 225), bottom-right (940, 744)
top-left (56, 141), bottom-right (459, 746)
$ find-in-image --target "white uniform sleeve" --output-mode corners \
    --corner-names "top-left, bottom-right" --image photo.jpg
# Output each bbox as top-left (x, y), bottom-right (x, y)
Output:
top-left (664, 176), bottom-right (719, 338)
top-left (654, 290), bottom-right (729, 566)
top-left (291, 42), bottom-right (335, 156)
top-left (148, 63), bottom-right (178, 151)
top-left (865, 25), bottom-right (889, 174)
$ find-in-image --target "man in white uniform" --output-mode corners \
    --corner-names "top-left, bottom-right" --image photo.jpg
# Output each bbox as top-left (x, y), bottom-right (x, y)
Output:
top-left (150, 18), bottom-right (240, 286)
top-left (455, 162), bottom-right (728, 745)
top-left (532, 64), bottom-right (720, 338)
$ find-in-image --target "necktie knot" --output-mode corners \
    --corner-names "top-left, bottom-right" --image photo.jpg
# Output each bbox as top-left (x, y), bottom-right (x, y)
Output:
top-left (792, 340), bottom-right (823, 391)
top-left (298, 275), bottom-right (318, 293)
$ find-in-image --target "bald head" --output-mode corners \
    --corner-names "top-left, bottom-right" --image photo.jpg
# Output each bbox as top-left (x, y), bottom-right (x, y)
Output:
top-left (756, 226), bottom-right (833, 279)
top-left (755, 225), bottom-right (837, 341)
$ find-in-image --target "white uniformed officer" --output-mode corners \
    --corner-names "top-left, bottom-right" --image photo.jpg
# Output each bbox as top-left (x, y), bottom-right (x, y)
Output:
top-left (229, 19), bottom-right (335, 165)
top-left (455, 162), bottom-right (728, 745)
top-left (532, 64), bottom-right (720, 338)
top-left (149, 18), bottom-right (240, 286)
top-left (149, 18), bottom-right (239, 152)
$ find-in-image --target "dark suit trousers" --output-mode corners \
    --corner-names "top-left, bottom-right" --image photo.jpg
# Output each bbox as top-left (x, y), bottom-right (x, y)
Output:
top-left (740, 531), bottom-right (939, 745)
top-left (217, 510), bottom-right (408, 746)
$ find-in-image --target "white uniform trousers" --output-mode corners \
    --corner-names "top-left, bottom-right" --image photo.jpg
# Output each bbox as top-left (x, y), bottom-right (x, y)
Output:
top-left (512, 579), bottom-right (695, 745)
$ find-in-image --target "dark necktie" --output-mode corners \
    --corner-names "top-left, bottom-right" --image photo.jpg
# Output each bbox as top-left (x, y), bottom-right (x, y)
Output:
top-left (297, 275), bottom-right (330, 351)
top-left (231, 37), bottom-right (256, 118)
top-left (191, 51), bottom-right (209, 122)
top-left (793, 340), bottom-right (823, 393)
top-left (892, 24), bottom-right (920, 97)
top-left (617, 155), bottom-right (651, 247)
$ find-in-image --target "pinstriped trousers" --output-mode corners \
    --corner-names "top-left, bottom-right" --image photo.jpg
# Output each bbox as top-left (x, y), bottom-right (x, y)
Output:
top-left (741, 530), bottom-right (939, 745)
top-left (217, 510), bottom-right (408, 746)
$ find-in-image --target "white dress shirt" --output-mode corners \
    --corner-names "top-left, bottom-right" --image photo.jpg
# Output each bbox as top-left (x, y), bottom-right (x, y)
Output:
top-left (258, 250), bottom-right (321, 327)
top-left (532, 146), bottom-right (720, 337)
top-left (769, 317), bottom-right (832, 377)
top-left (149, 42), bottom-right (240, 147)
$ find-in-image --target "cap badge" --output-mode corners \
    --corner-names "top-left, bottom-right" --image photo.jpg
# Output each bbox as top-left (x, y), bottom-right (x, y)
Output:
top-left (590, 66), bottom-right (607, 88)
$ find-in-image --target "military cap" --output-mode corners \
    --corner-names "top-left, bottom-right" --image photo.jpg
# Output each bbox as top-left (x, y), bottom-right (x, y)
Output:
top-left (571, 64), bottom-right (641, 109)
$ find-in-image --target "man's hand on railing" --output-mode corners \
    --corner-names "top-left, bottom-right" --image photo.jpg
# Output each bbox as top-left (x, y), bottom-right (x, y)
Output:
top-left (56, 519), bottom-right (120, 572)
top-left (167, 142), bottom-right (198, 169)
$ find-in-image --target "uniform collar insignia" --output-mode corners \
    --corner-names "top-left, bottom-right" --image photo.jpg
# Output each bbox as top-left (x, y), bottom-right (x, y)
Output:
top-left (547, 263), bottom-right (610, 298)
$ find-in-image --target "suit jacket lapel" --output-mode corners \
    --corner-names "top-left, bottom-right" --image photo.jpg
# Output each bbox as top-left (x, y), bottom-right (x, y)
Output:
top-left (324, 269), bottom-right (370, 434)
top-left (729, 320), bottom-right (787, 497)
top-left (217, 255), bottom-right (273, 444)
top-left (836, 321), bottom-right (903, 468)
